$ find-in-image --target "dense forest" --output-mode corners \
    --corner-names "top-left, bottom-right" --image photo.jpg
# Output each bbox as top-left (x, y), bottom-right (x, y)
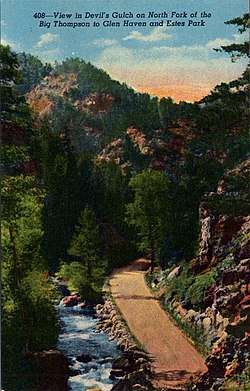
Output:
top-left (1, 13), bottom-right (249, 391)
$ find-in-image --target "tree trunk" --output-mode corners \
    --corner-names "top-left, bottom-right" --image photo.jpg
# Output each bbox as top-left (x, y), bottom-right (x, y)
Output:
top-left (87, 258), bottom-right (91, 280)
top-left (150, 232), bottom-right (157, 274)
top-left (9, 224), bottom-right (30, 351)
top-left (9, 224), bottom-right (21, 287)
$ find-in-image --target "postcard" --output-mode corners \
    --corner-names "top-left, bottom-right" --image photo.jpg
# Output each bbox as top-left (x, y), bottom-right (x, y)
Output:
top-left (1, 1), bottom-right (249, 390)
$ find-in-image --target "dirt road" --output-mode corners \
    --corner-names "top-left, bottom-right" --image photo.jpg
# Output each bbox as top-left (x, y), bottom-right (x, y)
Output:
top-left (110, 259), bottom-right (207, 390)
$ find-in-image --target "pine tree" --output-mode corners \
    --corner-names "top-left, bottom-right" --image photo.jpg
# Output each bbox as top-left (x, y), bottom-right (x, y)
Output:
top-left (68, 206), bottom-right (101, 279)
top-left (126, 170), bottom-right (170, 272)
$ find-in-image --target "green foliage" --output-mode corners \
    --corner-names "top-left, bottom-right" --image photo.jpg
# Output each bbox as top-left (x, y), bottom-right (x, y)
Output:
top-left (21, 271), bottom-right (59, 350)
top-left (1, 45), bottom-right (59, 391)
top-left (36, 119), bottom-right (93, 270)
top-left (17, 52), bottom-right (52, 94)
top-left (68, 206), bottom-right (102, 276)
top-left (166, 268), bottom-right (195, 302)
top-left (1, 175), bottom-right (58, 390)
top-left (126, 170), bottom-right (170, 269)
top-left (59, 261), bottom-right (104, 299)
top-left (158, 97), bottom-right (199, 129)
top-left (214, 14), bottom-right (249, 61)
top-left (219, 256), bottom-right (236, 270)
top-left (204, 194), bottom-right (250, 216)
top-left (1, 145), bottom-right (30, 170)
top-left (1, 44), bottom-right (32, 128)
top-left (94, 162), bottom-right (132, 233)
top-left (2, 269), bottom-right (58, 390)
top-left (186, 271), bottom-right (215, 310)
top-left (65, 206), bottom-right (107, 297)
top-left (165, 176), bottom-right (204, 261)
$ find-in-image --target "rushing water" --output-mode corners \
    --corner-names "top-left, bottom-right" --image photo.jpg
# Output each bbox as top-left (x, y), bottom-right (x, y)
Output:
top-left (57, 303), bottom-right (120, 391)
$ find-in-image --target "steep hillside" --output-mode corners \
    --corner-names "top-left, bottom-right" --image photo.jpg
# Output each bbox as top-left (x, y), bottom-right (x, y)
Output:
top-left (148, 158), bottom-right (250, 390)
top-left (24, 57), bottom-right (249, 269)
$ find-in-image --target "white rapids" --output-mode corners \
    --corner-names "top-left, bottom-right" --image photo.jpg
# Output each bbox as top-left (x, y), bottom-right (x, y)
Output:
top-left (57, 303), bottom-right (120, 391)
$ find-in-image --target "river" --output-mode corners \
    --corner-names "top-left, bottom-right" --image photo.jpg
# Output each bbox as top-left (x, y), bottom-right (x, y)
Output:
top-left (57, 303), bottom-right (120, 391)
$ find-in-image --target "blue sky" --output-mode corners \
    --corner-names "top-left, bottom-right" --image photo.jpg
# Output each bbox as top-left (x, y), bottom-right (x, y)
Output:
top-left (1, 0), bottom-right (248, 101)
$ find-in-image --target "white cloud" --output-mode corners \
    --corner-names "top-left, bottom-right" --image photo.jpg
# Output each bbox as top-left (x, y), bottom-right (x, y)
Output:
top-left (1, 36), bottom-right (22, 51)
top-left (33, 48), bottom-right (62, 64)
top-left (92, 38), bottom-right (118, 47)
top-left (97, 44), bottom-right (134, 65)
top-left (205, 32), bottom-right (248, 50)
top-left (205, 38), bottom-right (232, 49)
top-left (149, 44), bottom-right (205, 56)
top-left (233, 31), bottom-right (248, 42)
top-left (36, 33), bottom-right (59, 47)
top-left (123, 26), bottom-right (172, 42)
top-left (1, 38), bottom-right (9, 46)
top-left (1, 20), bottom-right (7, 26)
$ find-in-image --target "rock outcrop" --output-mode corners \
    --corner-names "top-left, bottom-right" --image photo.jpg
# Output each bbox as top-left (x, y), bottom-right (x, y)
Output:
top-left (189, 214), bottom-right (249, 275)
top-left (193, 335), bottom-right (250, 391)
top-left (26, 350), bottom-right (69, 391)
top-left (150, 160), bottom-right (250, 390)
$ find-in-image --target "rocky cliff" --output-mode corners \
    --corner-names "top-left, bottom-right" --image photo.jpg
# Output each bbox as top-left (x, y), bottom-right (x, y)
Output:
top-left (149, 158), bottom-right (250, 390)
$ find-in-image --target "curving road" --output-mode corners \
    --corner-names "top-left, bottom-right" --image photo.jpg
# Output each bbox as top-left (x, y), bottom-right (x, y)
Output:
top-left (110, 259), bottom-right (207, 390)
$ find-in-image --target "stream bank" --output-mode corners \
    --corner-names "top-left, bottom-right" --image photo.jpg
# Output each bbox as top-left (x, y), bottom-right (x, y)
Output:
top-left (95, 297), bottom-right (155, 390)
top-left (55, 292), bottom-right (154, 391)
top-left (57, 301), bottom-right (120, 391)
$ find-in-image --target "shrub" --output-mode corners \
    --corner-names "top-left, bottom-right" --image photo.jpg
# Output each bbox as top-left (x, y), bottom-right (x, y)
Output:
top-left (59, 261), bottom-right (105, 299)
top-left (186, 271), bottom-right (215, 310)
top-left (166, 268), bottom-right (195, 302)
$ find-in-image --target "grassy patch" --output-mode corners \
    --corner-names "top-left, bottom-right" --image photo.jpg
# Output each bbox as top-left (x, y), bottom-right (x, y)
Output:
top-left (161, 298), bottom-right (210, 358)
top-left (218, 365), bottom-right (250, 391)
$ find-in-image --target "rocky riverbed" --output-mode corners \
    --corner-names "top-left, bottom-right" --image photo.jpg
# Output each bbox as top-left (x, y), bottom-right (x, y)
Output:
top-left (57, 302), bottom-right (120, 391)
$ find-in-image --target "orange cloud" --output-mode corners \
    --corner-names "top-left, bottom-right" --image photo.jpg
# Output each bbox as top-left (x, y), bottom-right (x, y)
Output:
top-left (134, 83), bottom-right (215, 102)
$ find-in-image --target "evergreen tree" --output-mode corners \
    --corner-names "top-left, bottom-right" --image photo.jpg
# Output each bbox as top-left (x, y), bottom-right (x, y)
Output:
top-left (0, 45), bottom-right (31, 127)
top-left (126, 170), bottom-right (170, 272)
top-left (1, 45), bottom-right (58, 390)
top-left (17, 52), bottom-right (52, 94)
top-left (1, 175), bottom-right (58, 390)
top-left (36, 119), bottom-right (93, 271)
top-left (68, 206), bottom-right (101, 279)
top-left (60, 206), bottom-right (106, 298)
top-left (214, 13), bottom-right (249, 61)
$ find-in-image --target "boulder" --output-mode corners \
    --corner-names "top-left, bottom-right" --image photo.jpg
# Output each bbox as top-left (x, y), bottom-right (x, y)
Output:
top-left (184, 309), bottom-right (197, 323)
top-left (110, 370), bottom-right (153, 391)
top-left (112, 356), bottom-right (137, 373)
top-left (226, 314), bottom-right (250, 338)
top-left (26, 350), bottom-right (69, 391)
top-left (204, 284), bottom-right (217, 307)
top-left (166, 266), bottom-right (182, 281)
top-left (236, 239), bottom-right (250, 261)
top-left (62, 295), bottom-right (79, 307)
top-left (76, 353), bottom-right (93, 363)
top-left (221, 270), bottom-right (239, 286)
top-left (110, 369), bottom-right (127, 378)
